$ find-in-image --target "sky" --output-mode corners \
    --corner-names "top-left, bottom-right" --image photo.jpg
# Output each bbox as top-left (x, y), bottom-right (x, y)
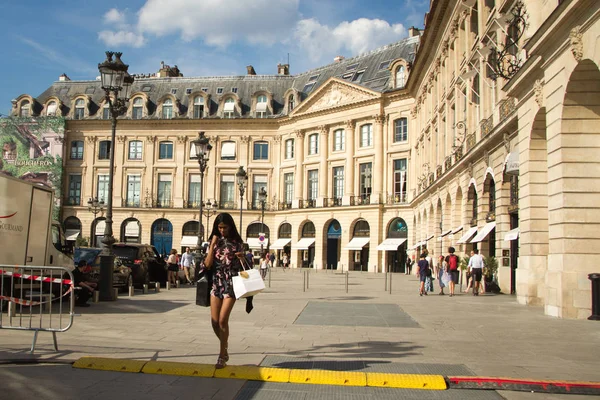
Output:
top-left (0, 0), bottom-right (429, 115)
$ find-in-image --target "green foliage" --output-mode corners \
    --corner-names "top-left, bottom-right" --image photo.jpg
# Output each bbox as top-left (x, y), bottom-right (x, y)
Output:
top-left (75, 236), bottom-right (89, 248)
top-left (459, 255), bottom-right (470, 271)
top-left (484, 256), bottom-right (499, 279)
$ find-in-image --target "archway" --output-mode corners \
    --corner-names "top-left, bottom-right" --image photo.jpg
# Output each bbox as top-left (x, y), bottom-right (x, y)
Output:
top-left (385, 217), bottom-right (408, 272)
top-left (63, 216), bottom-right (82, 245)
top-left (151, 218), bottom-right (173, 258)
top-left (272, 222), bottom-right (292, 265)
top-left (247, 222), bottom-right (270, 255)
top-left (347, 219), bottom-right (370, 271)
top-left (181, 221), bottom-right (200, 252)
top-left (325, 220), bottom-right (342, 269)
top-left (298, 221), bottom-right (316, 268)
top-left (120, 218), bottom-right (141, 244)
top-left (91, 217), bottom-right (106, 248)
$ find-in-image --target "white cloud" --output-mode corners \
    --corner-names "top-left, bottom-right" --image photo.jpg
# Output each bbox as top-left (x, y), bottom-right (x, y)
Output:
top-left (98, 30), bottom-right (146, 48)
top-left (136, 0), bottom-right (300, 46)
top-left (293, 18), bottom-right (407, 63)
top-left (104, 8), bottom-right (126, 27)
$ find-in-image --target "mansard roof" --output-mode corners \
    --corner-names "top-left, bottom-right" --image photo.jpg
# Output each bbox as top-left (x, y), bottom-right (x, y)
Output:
top-left (34, 36), bottom-right (418, 119)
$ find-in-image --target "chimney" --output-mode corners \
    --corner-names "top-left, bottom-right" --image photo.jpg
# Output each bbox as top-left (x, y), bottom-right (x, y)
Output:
top-left (157, 62), bottom-right (183, 77)
top-left (247, 65), bottom-right (256, 75)
top-left (59, 73), bottom-right (70, 81)
top-left (334, 55), bottom-right (345, 63)
top-left (277, 63), bottom-right (289, 75)
top-left (408, 26), bottom-right (420, 37)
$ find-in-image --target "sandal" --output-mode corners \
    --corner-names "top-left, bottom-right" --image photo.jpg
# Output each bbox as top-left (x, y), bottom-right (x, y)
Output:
top-left (215, 357), bottom-right (227, 369)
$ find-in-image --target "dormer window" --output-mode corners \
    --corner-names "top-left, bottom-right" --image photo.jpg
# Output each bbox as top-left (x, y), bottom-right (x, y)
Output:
top-left (193, 96), bottom-right (204, 118)
top-left (223, 98), bottom-right (235, 119)
top-left (288, 95), bottom-right (295, 112)
top-left (395, 66), bottom-right (406, 88)
top-left (46, 101), bottom-right (57, 116)
top-left (20, 100), bottom-right (30, 117)
top-left (162, 99), bottom-right (173, 119)
top-left (256, 95), bottom-right (267, 118)
top-left (74, 99), bottom-right (85, 120)
top-left (102, 103), bottom-right (110, 119)
top-left (132, 97), bottom-right (143, 119)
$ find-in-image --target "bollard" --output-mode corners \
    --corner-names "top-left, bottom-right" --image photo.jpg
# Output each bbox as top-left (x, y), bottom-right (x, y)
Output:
top-left (307, 269), bottom-right (310, 289)
top-left (303, 270), bottom-right (306, 292)
top-left (166, 282), bottom-right (171, 291)
top-left (384, 271), bottom-right (388, 291)
top-left (155, 282), bottom-right (160, 292)
top-left (143, 284), bottom-right (149, 294)
top-left (128, 286), bottom-right (134, 297)
top-left (345, 271), bottom-right (349, 293)
top-left (113, 288), bottom-right (119, 299)
top-left (589, 273), bottom-right (600, 320)
top-left (389, 272), bottom-right (393, 294)
top-left (8, 301), bottom-right (16, 318)
top-left (268, 267), bottom-right (271, 288)
top-left (92, 291), bottom-right (100, 303)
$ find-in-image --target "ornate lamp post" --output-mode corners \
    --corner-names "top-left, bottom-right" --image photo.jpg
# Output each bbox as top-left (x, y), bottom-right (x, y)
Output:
top-left (236, 166), bottom-right (248, 238)
top-left (97, 51), bottom-right (133, 301)
top-left (87, 197), bottom-right (105, 218)
top-left (202, 199), bottom-right (218, 236)
top-left (191, 132), bottom-right (212, 266)
top-left (258, 187), bottom-right (267, 255)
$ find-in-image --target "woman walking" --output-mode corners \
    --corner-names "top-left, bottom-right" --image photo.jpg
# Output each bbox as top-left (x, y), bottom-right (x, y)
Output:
top-left (437, 255), bottom-right (446, 295)
top-left (417, 253), bottom-right (429, 296)
top-left (202, 212), bottom-right (246, 369)
top-left (167, 249), bottom-right (179, 286)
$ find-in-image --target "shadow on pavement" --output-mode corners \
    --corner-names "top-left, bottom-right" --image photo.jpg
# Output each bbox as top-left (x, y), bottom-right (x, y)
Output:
top-left (77, 299), bottom-right (189, 314)
top-left (285, 341), bottom-right (423, 360)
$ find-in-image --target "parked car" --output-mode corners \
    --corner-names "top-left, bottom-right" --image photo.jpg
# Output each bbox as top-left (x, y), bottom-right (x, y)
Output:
top-left (73, 247), bottom-right (132, 290)
top-left (112, 243), bottom-right (168, 288)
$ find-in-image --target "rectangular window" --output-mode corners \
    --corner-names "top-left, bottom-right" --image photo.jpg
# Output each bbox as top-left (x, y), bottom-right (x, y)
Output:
top-left (285, 139), bottom-right (294, 159)
top-left (253, 142), bottom-right (268, 160)
top-left (132, 106), bottom-right (142, 120)
top-left (159, 142), bottom-right (173, 159)
top-left (394, 118), bottom-right (408, 142)
top-left (97, 175), bottom-right (109, 203)
top-left (219, 175), bottom-right (235, 208)
top-left (157, 174), bottom-right (172, 207)
top-left (102, 107), bottom-right (110, 119)
top-left (217, 87), bottom-right (224, 94)
top-left (359, 163), bottom-right (372, 200)
top-left (307, 170), bottom-right (318, 200)
top-left (98, 141), bottom-right (111, 160)
top-left (308, 134), bottom-right (318, 155)
top-left (128, 141), bottom-right (143, 160)
top-left (126, 175), bottom-right (141, 207)
top-left (332, 167), bottom-right (344, 199)
top-left (284, 173), bottom-right (294, 204)
top-left (333, 129), bottom-right (345, 151)
top-left (68, 175), bottom-right (81, 205)
top-left (393, 159), bottom-right (408, 203)
top-left (74, 108), bottom-right (84, 120)
top-left (221, 141), bottom-right (236, 160)
top-left (252, 175), bottom-right (268, 209)
top-left (70, 141), bottom-right (83, 160)
top-left (193, 104), bottom-right (204, 119)
top-left (188, 174), bottom-right (200, 208)
top-left (360, 124), bottom-right (373, 147)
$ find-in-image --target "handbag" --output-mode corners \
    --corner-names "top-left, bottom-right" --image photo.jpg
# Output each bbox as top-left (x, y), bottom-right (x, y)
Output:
top-left (232, 257), bottom-right (265, 299)
top-left (195, 268), bottom-right (213, 307)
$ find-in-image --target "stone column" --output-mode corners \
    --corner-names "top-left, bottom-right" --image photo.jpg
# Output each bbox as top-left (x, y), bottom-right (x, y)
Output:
top-left (84, 136), bottom-right (97, 202)
top-left (293, 130), bottom-right (305, 208)
top-left (144, 136), bottom-right (157, 207)
top-left (343, 120), bottom-right (355, 206)
top-left (272, 136), bottom-right (281, 207)
top-left (114, 135), bottom-right (126, 208)
top-left (318, 125), bottom-right (329, 206)
top-left (239, 136), bottom-right (250, 211)
top-left (371, 114), bottom-right (384, 204)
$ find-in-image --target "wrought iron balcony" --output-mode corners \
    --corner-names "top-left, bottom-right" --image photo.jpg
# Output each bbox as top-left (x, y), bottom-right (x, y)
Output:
top-left (153, 199), bottom-right (173, 208)
top-left (454, 145), bottom-right (463, 161)
top-left (428, 172), bottom-right (435, 186)
top-left (122, 199), bottom-right (141, 208)
top-left (386, 193), bottom-right (407, 204)
top-left (486, 212), bottom-right (496, 222)
top-left (445, 156), bottom-right (452, 172)
top-left (470, 217), bottom-right (478, 227)
top-left (480, 115), bottom-right (494, 138)
top-left (436, 165), bottom-right (443, 179)
top-left (64, 198), bottom-right (81, 206)
top-left (323, 197), bottom-right (342, 207)
top-left (350, 195), bottom-right (370, 206)
top-left (219, 201), bottom-right (236, 210)
top-left (277, 202), bottom-right (292, 211)
top-left (466, 133), bottom-right (476, 151)
top-left (184, 200), bottom-right (202, 209)
top-left (299, 199), bottom-right (316, 209)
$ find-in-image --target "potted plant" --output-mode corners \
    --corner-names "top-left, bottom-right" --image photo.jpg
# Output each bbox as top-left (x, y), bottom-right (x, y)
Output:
top-left (483, 256), bottom-right (501, 293)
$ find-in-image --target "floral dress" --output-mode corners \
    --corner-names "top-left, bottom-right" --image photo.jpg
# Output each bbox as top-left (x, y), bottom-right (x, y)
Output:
top-left (210, 238), bottom-right (243, 299)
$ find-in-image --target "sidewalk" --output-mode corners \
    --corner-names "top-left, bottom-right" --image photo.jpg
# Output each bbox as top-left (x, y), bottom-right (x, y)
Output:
top-left (1, 268), bottom-right (599, 399)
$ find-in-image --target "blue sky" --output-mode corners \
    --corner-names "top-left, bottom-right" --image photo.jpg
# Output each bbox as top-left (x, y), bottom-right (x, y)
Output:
top-left (0, 0), bottom-right (429, 115)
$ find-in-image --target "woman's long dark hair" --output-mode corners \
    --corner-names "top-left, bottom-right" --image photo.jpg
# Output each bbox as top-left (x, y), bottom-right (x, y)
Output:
top-left (208, 212), bottom-right (243, 243)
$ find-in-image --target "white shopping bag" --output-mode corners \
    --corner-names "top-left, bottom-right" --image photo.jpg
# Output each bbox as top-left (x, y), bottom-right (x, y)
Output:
top-left (232, 268), bottom-right (265, 299)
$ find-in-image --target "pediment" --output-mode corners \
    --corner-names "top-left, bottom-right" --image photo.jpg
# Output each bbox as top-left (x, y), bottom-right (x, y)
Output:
top-left (292, 78), bottom-right (380, 115)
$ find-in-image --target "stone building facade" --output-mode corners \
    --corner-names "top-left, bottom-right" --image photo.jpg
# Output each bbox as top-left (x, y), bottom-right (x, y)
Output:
top-left (9, 0), bottom-right (600, 318)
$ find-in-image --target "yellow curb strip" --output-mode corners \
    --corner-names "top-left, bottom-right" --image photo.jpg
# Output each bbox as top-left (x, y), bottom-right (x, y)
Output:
top-left (72, 357), bottom-right (447, 390)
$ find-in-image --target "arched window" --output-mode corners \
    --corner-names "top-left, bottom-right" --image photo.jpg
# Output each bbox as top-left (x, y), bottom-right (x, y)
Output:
top-left (193, 96), bottom-right (204, 118)
top-left (395, 66), bottom-right (406, 88)
top-left (256, 95), bottom-right (268, 118)
top-left (278, 223), bottom-right (292, 238)
top-left (301, 222), bottom-right (316, 238)
top-left (224, 98), bottom-right (235, 118)
top-left (46, 101), bottom-right (57, 116)
top-left (74, 99), bottom-right (85, 119)
top-left (388, 218), bottom-right (408, 238)
top-left (162, 99), bottom-right (173, 119)
top-left (132, 97), bottom-right (143, 119)
top-left (20, 100), bottom-right (30, 117)
top-left (353, 220), bottom-right (370, 237)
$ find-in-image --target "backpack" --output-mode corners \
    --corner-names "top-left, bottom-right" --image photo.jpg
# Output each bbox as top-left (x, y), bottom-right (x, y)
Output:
top-left (448, 254), bottom-right (458, 271)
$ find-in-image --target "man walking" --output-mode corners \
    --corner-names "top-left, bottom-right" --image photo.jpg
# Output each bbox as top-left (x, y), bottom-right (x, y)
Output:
top-left (468, 249), bottom-right (484, 296)
top-left (181, 247), bottom-right (195, 285)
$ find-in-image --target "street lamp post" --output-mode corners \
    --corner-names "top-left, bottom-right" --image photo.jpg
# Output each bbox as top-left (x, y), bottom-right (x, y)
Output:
top-left (258, 187), bottom-right (267, 255)
top-left (97, 51), bottom-right (133, 301)
top-left (202, 200), bottom-right (218, 236)
top-left (87, 197), bottom-right (105, 218)
top-left (236, 166), bottom-right (248, 239)
top-left (191, 132), bottom-right (212, 267)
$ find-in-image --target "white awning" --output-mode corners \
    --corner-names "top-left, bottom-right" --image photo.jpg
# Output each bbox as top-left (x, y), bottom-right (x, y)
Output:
top-left (223, 101), bottom-right (235, 112)
top-left (295, 237), bottom-right (315, 250)
top-left (125, 221), bottom-right (139, 237)
top-left (256, 101), bottom-right (268, 112)
top-left (471, 222), bottom-right (496, 243)
top-left (247, 237), bottom-right (269, 249)
top-left (438, 229), bottom-right (453, 241)
top-left (451, 226), bottom-right (463, 234)
top-left (221, 141), bottom-right (236, 158)
top-left (456, 226), bottom-right (478, 244)
top-left (270, 238), bottom-right (291, 250)
top-left (504, 227), bottom-right (520, 241)
top-left (344, 237), bottom-right (370, 250)
top-left (377, 238), bottom-right (407, 251)
top-left (504, 149), bottom-right (519, 175)
top-left (424, 234), bottom-right (434, 241)
top-left (95, 220), bottom-right (106, 235)
top-left (410, 241), bottom-right (425, 249)
top-left (65, 229), bottom-right (80, 241)
top-left (181, 236), bottom-right (199, 247)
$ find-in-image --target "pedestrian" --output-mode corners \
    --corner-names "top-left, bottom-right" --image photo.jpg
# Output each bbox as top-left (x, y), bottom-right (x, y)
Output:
top-left (424, 249), bottom-right (434, 293)
top-left (181, 247), bottom-right (195, 285)
top-left (269, 252), bottom-right (275, 268)
top-left (445, 247), bottom-right (460, 297)
top-left (282, 253), bottom-right (289, 270)
top-left (259, 254), bottom-right (269, 279)
top-left (202, 212), bottom-right (247, 369)
top-left (167, 249), bottom-right (179, 286)
top-left (437, 255), bottom-right (446, 295)
top-left (246, 249), bottom-right (254, 267)
top-left (417, 252), bottom-right (429, 296)
top-left (72, 259), bottom-right (97, 307)
top-left (468, 249), bottom-right (484, 296)
top-left (405, 255), bottom-right (412, 275)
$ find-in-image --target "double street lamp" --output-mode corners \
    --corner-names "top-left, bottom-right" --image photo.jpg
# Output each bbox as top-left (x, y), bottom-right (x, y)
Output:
top-left (97, 51), bottom-right (134, 301)
top-left (258, 187), bottom-right (267, 255)
top-left (191, 132), bottom-right (212, 266)
top-left (236, 166), bottom-right (248, 238)
top-left (202, 200), bottom-right (218, 237)
top-left (87, 197), bottom-right (105, 218)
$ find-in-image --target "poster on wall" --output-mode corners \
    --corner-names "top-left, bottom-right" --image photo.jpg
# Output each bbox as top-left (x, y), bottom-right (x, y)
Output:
top-left (0, 116), bottom-right (66, 220)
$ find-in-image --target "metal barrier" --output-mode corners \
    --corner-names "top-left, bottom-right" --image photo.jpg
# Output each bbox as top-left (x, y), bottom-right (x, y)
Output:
top-left (0, 265), bottom-right (75, 353)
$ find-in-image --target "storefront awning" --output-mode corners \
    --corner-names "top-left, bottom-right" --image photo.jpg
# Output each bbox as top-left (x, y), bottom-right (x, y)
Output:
top-left (295, 237), bottom-right (315, 250)
top-left (504, 150), bottom-right (519, 175)
top-left (270, 238), bottom-right (291, 250)
top-left (424, 234), bottom-right (434, 242)
top-left (451, 226), bottom-right (463, 234)
top-left (504, 227), bottom-right (520, 241)
top-left (181, 236), bottom-right (199, 247)
top-left (438, 229), bottom-right (453, 241)
top-left (95, 221), bottom-right (106, 236)
top-left (344, 237), bottom-right (370, 250)
top-left (65, 229), bottom-right (80, 241)
top-left (410, 241), bottom-right (425, 249)
top-left (377, 238), bottom-right (407, 251)
top-left (456, 226), bottom-right (478, 244)
top-left (470, 222), bottom-right (496, 243)
top-left (247, 237), bottom-right (269, 249)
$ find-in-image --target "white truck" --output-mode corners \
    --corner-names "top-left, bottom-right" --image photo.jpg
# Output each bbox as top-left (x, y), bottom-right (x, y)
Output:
top-left (0, 173), bottom-right (73, 269)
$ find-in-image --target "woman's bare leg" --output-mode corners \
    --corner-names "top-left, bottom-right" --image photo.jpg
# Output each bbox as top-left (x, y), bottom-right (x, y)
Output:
top-left (218, 297), bottom-right (236, 358)
top-left (210, 295), bottom-right (222, 340)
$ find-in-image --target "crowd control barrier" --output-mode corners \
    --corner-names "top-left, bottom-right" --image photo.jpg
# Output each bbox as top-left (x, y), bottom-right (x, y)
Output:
top-left (0, 265), bottom-right (75, 353)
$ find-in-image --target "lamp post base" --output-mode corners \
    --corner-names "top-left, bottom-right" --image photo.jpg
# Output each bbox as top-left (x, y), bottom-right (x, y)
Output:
top-left (99, 254), bottom-right (117, 301)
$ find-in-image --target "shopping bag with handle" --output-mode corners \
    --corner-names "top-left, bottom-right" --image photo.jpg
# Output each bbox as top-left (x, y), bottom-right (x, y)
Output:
top-left (232, 257), bottom-right (265, 299)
